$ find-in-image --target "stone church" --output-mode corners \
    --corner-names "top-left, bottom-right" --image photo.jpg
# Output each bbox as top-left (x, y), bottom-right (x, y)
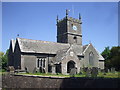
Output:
top-left (8, 10), bottom-right (104, 75)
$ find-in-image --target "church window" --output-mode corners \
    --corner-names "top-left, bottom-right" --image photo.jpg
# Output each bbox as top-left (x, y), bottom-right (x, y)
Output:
top-left (73, 36), bottom-right (77, 43)
top-left (36, 57), bottom-right (46, 68)
top-left (37, 59), bottom-right (39, 67)
top-left (43, 58), bottom-right (45, 67)
top-left (89, 52), bottom-right (94, 66)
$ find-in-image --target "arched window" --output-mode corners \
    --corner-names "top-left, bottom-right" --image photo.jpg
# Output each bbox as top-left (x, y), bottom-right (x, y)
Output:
top-left (89, 52), bottom-right (94, 66)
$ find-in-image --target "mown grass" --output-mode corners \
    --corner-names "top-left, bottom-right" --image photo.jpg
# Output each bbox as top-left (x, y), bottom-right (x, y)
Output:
top-left (17, 72), bottom-right (70, 77)
top-left (1, 69), bottom-right (120, 78)
top-left (97, 72), bottom-right (120, 78)
top-left (16, 72), bottom-right (120, 78)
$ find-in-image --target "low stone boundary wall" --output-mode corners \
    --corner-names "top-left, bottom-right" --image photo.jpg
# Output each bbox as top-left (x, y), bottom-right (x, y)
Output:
top-left (2, 74), bottom-right (120, 88)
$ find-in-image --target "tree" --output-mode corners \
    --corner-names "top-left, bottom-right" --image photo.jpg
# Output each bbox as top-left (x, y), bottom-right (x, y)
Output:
top-left (0, 49), bottom-right (9, 70)
top-left (101, 47), bottom-right (111, 69)
top-left (101, 46), bottom-right (120, 71)
top-left (101, 46), bottom-right (110, 60)
top-left (110, 46), bottom-right (120, 71)
top-left (0, 52), bottom-right (4, 69)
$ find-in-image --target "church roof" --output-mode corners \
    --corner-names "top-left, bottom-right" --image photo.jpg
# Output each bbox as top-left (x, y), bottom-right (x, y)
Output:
top-left (11, 39), bottom-right (16, 53)
top-left (83, 43), bottom-right (105, 60)
top-left (17, 38), bottom-right (70, 54)
top-left (54, 48), bottom-right (69, 64)
top-left (83, 44), bottom-right (89, 52)
top-left (54, 44), bottom-right (83, 64)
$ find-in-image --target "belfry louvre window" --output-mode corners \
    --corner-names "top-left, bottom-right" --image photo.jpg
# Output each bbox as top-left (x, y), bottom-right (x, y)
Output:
top-left (36, 58), bottom-right (46, 68)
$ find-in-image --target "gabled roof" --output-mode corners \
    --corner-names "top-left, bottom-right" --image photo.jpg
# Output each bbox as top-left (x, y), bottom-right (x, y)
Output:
top-left (17, 38), bottom-right (70, 54)
top-left (96, 51), bottom-right (105, 60)
top-left (83, 44), bottom-right (90, 54)
top-left (83, 43), bottom-right (104, 60)
top-left (11, 39), bottom-right (16, 53)
top-left (54, 47), bottom-right (70, 64)
top-left (54, 44), bottom-right (83, 64)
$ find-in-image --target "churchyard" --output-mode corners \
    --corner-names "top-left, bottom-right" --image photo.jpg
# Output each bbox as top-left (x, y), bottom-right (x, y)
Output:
top-left (3, 67), bottom-right (119, 78)
top-left (2, 67), bottom-right (120, 88)
top-left (14, 71), bottom-right (119, 78)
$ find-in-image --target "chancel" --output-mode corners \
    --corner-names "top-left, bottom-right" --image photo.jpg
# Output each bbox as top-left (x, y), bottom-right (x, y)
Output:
top-left (8, 10), bottom-right (104, 75)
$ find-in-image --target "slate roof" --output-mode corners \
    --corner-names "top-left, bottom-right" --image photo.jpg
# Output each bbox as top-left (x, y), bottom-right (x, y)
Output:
top-left (17, 38), bottom-right (70, 54)
top-left (12, 38), bottom-right (104, 61)
top-left (83, 44), bottom-right (89, 52)
top-left (83, 43), bottom-right (104, 60)
top-left (54, 44), bottom-right (83, 64)
top-left (96, 51), bottom-right (105, 60)
top-left (55, 48), bottom-right (70, 64)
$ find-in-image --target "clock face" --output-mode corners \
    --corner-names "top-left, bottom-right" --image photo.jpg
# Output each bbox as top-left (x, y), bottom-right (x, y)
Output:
top-left (72, 25), bottom-right (77, 30)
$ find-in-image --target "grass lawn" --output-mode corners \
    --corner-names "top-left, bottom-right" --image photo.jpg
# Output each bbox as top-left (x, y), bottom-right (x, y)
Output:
top-left (16, 72), bottom-right (120, 78)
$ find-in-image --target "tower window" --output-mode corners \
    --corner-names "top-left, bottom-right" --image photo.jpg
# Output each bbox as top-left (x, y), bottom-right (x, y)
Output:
top-left (73, 36), bottom-right (77, 43)
top-left (74, 36), bottom-right (77, 39)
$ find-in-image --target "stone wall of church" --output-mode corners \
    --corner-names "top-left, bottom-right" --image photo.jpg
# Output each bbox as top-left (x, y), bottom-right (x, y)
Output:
top-left (98, 61), bottom-right (104, 69)
top-left (21, 54), bottom-right (36, 73)
top-left (61, 50), bottom-right (81, 75)
top-left (83, 45), bottom-right (99, 68)
top-left (21, 53), bottom-right (55, 73)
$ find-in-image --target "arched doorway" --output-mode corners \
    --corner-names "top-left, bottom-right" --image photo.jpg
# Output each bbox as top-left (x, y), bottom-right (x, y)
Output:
top-left (67, 61), bottom-right (75, 73)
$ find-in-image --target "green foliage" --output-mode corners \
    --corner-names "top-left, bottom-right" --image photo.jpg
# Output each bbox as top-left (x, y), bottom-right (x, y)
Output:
top-left (101, 46), bottom-right (110, 60)
top-left (0, 49), bottom-right (9, 70)
top-left (101, 46), bottom-right (120, 71)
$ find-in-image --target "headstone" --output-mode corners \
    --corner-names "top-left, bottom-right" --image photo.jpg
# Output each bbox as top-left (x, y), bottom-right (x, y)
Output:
top-left (105, 68), bottom-right (108, 73)
top-left (83, 67), bottom-right (88, 72)
top-left (79, 71), bottom-right (82, 75)
top-left (111, 67), bottom-right (115, 73)
top-left (85, 68), bottom-right (91, 77)
top-left (91, 67), bottom-right (98, 78)
top-left (102, 70), bottom-right (106, 75)
top-left (52, 65), bottom-right (56, 74)
top-left (9, 66), bottom-right (15, 75)
top-left (70, 68), bottom-right (77, 77)
top-left (98, 68), bottom-right (101, 73)
top-left (32, 67), bottom-right (36, 73)
top-left (108, 69), bottom-right (110, 73)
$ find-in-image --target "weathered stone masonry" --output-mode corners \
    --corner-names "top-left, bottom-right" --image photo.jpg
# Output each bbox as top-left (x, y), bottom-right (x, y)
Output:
top-left (8, 10), bottom-right (104, 75)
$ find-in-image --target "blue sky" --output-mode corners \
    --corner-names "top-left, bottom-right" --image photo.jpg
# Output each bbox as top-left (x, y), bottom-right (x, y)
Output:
top-left (2, 2), bottom-right (118, 53)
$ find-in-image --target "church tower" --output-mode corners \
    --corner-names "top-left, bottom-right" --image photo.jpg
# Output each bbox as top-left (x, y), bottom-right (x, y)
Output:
top-left (56, 9), bottom-right (82, 45)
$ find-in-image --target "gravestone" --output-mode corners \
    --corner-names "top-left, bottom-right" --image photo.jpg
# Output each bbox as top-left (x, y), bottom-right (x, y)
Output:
top-left (91, 67), bottom-right (98, 78)
top-left (32, 67), bottom-right (36, 73)
top-left (79, 67), bottom-right (83, 75)
top-left (83, 67), bottom-right (88, 72)
top-left (98, 68), bottom-right (102, 73)
top-left (70, 68), bottom-right (77, 77)
top-left (52, 65), bottom-right (56, 74)
top-left (85, 68), bottom-right (91, 77)
top-left (108, 69), bottom-right (110, 73)
top-left (105, 68), bottom-right (108, 73)
top-left (9, 66), bottom-right (15, 75)
top-left (111, 67), bottom-right (115, 73)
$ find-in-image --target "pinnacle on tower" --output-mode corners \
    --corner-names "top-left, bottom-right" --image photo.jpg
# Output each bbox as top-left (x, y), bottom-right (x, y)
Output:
top-left (79, 13), bottom-right (81, 20)
top-left (56, 15), bottom-right (59, 23)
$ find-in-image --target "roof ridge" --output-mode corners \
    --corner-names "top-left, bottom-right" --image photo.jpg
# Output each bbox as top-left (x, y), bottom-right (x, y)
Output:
top-left (17, 37), bottom-right (70, 45)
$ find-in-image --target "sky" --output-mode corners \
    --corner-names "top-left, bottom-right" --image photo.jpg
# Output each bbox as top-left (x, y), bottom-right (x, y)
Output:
top-left (2, 2), bottom-right (118, 53)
